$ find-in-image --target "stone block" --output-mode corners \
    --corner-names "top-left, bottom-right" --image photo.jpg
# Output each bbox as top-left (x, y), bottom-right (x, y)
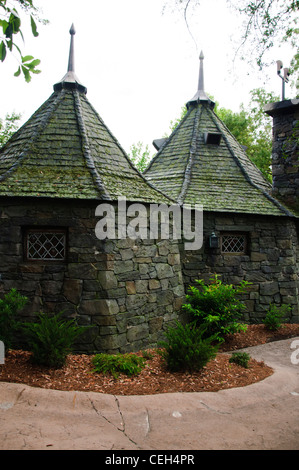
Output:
top-left (135, 245), bottom-right (157, 258)
top-left (79, 299), bottom-right (119, 316)
top-left (63, 279), bottom-right (82, 304)
top-left (121, 248), bottom-right (134, 260)
top-left (149, 317), bottom-right (163, 334)
top-left (149, 279), bottom-right (160, 290)
top-left (127, 324), bottom-right (149, 342)
top-left (167, 253), bottom-right (180, 266)
top-left (98, 271), bottom-right (118, 289)
top-left (155, 263), bottom-right (174, 279)
top-left (126, 281), bottom-right (136, 295)
top-left (96, 333), bottom-right (127, 352)
top-left (135, 280), bottom-right (148, 293)
top-left (114, 260), bottom-right (134, 274)
top-left (260, 282), bottom-right (279, 296)
top-left (251, 252), bottom-right (267, 262)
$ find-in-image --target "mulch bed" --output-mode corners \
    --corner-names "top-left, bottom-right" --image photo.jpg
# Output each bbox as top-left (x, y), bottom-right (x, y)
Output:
top-left (0, 324), bottom-right (298, 396)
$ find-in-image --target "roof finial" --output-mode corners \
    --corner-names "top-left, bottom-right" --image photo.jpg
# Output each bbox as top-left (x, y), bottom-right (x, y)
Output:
top-left (186, 51), bottom-right (215, 109)
top-left (68, 23), bottom-right (76, 73)
top-left (53, 24), bottom-right (87, 94)
top-left (198, 50), bottom-right (204, 92)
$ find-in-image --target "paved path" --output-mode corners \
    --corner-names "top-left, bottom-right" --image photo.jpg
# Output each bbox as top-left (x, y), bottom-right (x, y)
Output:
top-left (0, 337), bottom-right (298, 450)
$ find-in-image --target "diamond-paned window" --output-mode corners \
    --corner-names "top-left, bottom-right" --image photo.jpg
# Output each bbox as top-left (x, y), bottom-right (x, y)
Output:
top-left (25, 229), bottom-right (66, 261)
top-left (221, 233), bottom-right (248, 255)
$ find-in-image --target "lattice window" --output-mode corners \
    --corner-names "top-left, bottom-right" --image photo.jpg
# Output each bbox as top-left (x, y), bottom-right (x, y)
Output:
top-left (25, 229), bottom-right (66, 261)
top-left (221, 233), bottom-right (247, 255)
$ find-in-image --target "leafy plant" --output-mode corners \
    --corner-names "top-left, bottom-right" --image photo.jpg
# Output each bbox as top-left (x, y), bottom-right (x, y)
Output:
top-left (23, 312), bottom-right (85, 368)
top-left (92, 353), bottom-right (146, 379)
top-left (263, 304), bottom-right (292, 331)
top-left (0, 0), bottom-right (46, 81)
top-left (182, 275), bottom-right (249, 342)
top-left (229, 352), bottom-right (251, 369)
top-left (0, 288), bottom-right (28, 349)
top-left (159, 321), bottom-right (219, 372)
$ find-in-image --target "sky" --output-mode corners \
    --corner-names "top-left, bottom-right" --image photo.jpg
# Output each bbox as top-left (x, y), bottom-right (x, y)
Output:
top-left (1, 0), bottom-right (296, 155)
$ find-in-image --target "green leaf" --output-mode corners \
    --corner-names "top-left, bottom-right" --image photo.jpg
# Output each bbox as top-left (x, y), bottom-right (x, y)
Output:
top-left (27, 58), bottom-right (41, 69)
top-left (0, 41), bottom-right (6, 62)
top-left (30, 15), bottom-right (39, 37)
top-left (21, 65), bottom-right (31, 83)
top-left (14, 66), bottom-right (21, 77)
top-left (22, 55), bottom-right (34, 63)
top-left (8, 13), bottom-right (21, 34)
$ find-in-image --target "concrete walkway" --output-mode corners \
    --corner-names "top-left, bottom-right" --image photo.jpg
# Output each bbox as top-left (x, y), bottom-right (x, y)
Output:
top-left (0, 337), bottom-right (298, 450)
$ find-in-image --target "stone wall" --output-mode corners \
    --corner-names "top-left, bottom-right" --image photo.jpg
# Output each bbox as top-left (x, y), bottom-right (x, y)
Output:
top-left (265, 99), bottom-right (299, 211)
top-left (181, 212), bottom-right (299, 323)
top-left (0, 198), bottom-right (185, 353)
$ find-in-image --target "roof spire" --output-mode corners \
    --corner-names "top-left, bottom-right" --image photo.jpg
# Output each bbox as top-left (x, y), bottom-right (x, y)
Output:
top-left (198, 50), bottom-right (205, 92)
top-left (186, 51), bottom-right (215, 109)
top-left (53, 24), bottom-right (87, 94)
top-left (67, 23), bottom-right (76, 73)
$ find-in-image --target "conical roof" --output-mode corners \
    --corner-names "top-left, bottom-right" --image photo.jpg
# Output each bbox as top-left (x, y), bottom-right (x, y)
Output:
top-left (0, 26), bottom-right (171, 204)
top-left (144, 53), bottom-right (293, 216)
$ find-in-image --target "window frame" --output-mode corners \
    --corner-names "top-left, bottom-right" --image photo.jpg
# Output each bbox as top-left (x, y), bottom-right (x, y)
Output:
top-left (23, 227), bottom-right (68, 263)
top-left (220, 232), bottom-right (249, 256)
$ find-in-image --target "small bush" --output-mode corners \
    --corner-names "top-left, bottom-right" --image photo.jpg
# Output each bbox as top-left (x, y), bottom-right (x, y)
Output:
top-left (92, 353), bottom-right (146, 378)
top-left (182, 275), bottom-right (249, 342)
top-left (23, 312), bottom-right (85, 368)
top-left (263, 304), bottom-right (291, 331)
top-left (0, 289), bottom-right (28, 349)
top-left (229, 352), bottom-right (251, 368)
top-left (159, 321), bottom-right (219, 373)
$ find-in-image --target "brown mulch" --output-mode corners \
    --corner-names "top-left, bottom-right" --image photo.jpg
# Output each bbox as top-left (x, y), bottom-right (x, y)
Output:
top-left (0, 324), bottom-right (298, 396)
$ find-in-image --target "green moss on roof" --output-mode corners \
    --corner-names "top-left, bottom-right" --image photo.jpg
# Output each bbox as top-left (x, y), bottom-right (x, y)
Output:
top-left (145, 102), bottom-right (293, 217)
top-left (0, 88), bottom-right (171, 204)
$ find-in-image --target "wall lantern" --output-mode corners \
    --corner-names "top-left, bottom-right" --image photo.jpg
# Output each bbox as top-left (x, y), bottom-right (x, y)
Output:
top-left (209, 232), bottom-right (219, 248)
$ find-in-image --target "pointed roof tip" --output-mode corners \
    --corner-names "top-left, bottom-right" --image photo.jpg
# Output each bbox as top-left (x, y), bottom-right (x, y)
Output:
top-left (53, 24), bottom-right (87, 94)
top-left (186, 50), bottom-right (215, 109)
top-left (70, 23), bottom-right (76, 35)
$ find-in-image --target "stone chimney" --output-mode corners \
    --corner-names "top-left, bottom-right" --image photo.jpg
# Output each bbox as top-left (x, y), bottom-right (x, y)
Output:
top-left (264, 99), bottom-right (299, 212)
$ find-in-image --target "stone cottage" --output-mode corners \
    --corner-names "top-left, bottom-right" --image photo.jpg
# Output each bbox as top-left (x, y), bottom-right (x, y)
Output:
top-left (0, 26), bottom-right (186, 353)
top-left (0, 28), bottom-right (298, 355)
top-left (144, 52), bottom-right (299, 323)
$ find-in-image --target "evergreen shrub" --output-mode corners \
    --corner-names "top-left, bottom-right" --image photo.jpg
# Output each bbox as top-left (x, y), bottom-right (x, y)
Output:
top-left (92, 353), bottom-right (146, 378)
top-left (262, 304), bottom-right (291, 331)
top-left (159, 321), bottom-right (219, 372)
top-left (23, 312), bottom-right (85, 368)
top-left (229, 351), bottom-right (251, 368)
top-left (182, 275), bottom-right (249, 341)
top-left (0, 289), bottom-right (28, 349)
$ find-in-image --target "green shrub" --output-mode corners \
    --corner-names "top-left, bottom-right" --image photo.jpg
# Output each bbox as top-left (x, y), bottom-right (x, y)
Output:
top-left (263, 304), bottom-right (291, 331)
top-left (23, 312), bottom-right (85, 368)
top-left (159, 321), bottom-right (219, 372)
top-left (92, 353), bottom-right (146, 378)
top-left (229, 351), bottom-right (251, 368)
top-left (0, 289), bottom-right (28, 349)
top-left (182, 275), bottom-right (249, 342)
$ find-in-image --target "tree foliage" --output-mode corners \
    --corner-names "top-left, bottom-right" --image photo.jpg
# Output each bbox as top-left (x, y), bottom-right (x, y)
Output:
top-left (164, 0), bottom-right (299, 91)
top-left (0, 0), bottom-right (47, 81)
top-left (0, 111), bottom-right (21, 146)
top-left (215, 88), bottom-right (279, 181)
top-left (231, 0), bottom-right (299, 70)
top-left (128, 141), bottom-right (152, 172)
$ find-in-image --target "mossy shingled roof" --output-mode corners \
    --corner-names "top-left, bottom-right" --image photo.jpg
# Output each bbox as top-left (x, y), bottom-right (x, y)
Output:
top-left (0, 86), bottom-right (171, 204)
top-left (144, 101), bottom-right (293, 216)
